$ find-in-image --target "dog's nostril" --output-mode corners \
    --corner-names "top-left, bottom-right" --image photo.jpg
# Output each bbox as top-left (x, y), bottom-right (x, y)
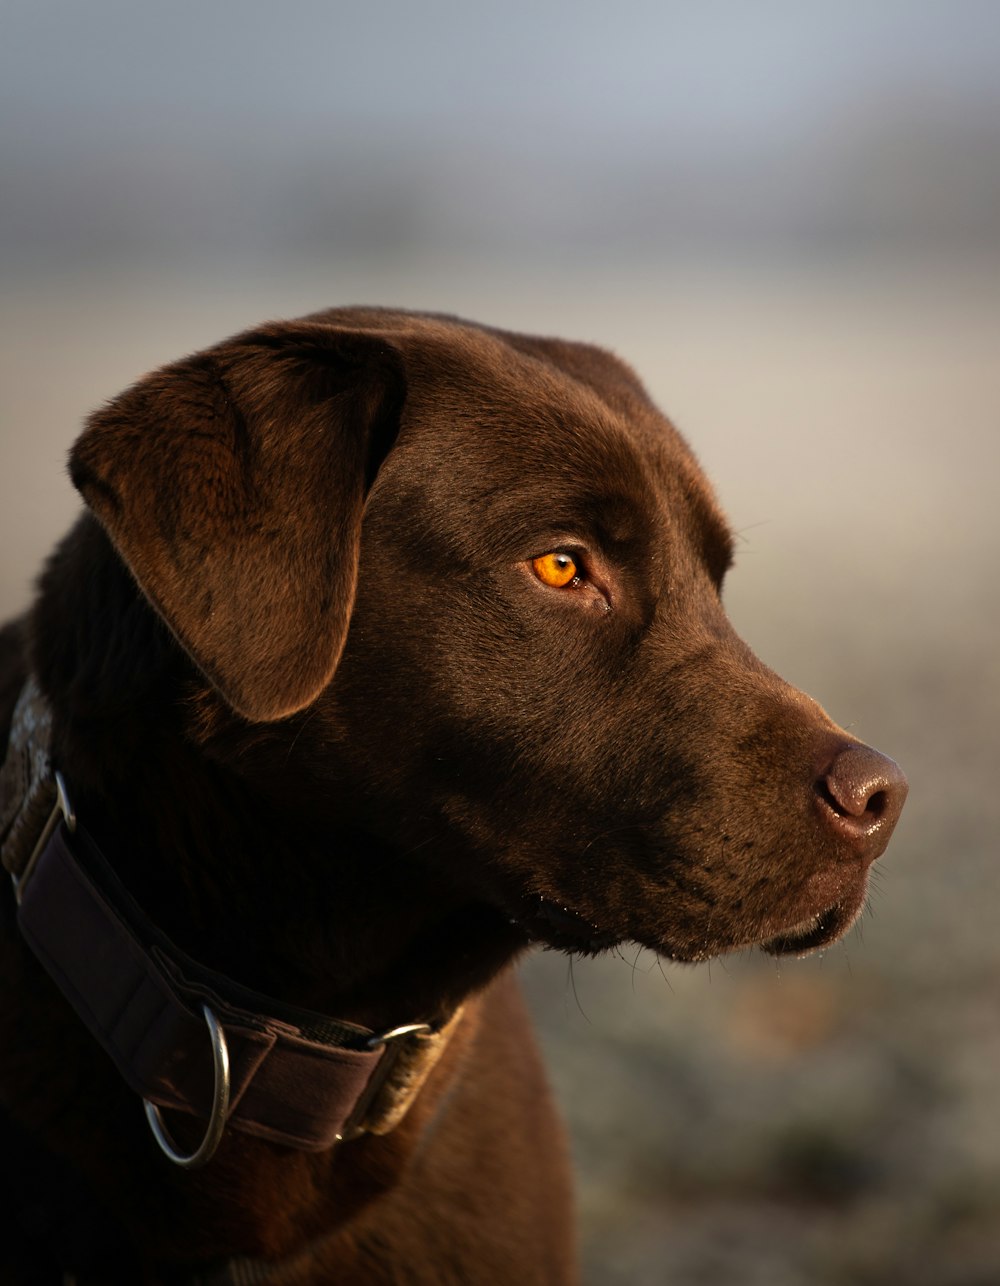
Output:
top-left (867, 789), bottom-right (887, 820)
top-left (814, 778), bottom-right (841, 815)
top-left (816, 743), bottom-right (907, 845)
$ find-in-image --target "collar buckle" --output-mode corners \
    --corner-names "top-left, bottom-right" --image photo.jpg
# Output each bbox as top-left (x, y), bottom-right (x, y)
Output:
top-left (13, 769), bottom-right (75, 905)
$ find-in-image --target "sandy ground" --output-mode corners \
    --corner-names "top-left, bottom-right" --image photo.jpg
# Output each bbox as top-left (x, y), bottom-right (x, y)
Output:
top-left (2, 251), bottom-right (998, 1283)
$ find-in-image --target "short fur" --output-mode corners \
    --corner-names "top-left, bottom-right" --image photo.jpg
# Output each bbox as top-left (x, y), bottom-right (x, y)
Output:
top-left (0, 308), bottom-right (906, 1284)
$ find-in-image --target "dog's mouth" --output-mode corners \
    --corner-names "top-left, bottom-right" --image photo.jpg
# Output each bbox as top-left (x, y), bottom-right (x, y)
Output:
top-left (511, 881), bottom-right (868, 963)
top-left (512, 895), bottom-right (620, 956)
top-left (759, 888), bottom-right (867, 957)
top-left (760, 905), bottom-right (853, 956)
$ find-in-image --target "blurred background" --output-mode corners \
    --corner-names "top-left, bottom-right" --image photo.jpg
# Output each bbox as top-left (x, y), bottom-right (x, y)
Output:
top-left (2, 2), bottom-right (998, 1281)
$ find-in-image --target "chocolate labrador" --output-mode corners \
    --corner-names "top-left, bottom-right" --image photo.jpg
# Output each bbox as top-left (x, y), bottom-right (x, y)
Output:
top-left (0, 308), bottom-right (906, 1284)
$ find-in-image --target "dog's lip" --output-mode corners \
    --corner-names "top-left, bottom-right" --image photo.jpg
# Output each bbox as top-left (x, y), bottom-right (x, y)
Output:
top-left (511, 895), bottom-right (619, 955)
top-left (510, 872), bottom-right (870, 961)
top-left (759, 898), bottom-right (860, 957)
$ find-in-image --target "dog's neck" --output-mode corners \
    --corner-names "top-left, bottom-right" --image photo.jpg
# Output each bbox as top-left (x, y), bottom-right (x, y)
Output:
top-left (0, 516), bottom-right (529, 1271)
top-left (28, 516), bottom-right (526, 1033)
top-left (63, 730), bottom-right (519, 1031)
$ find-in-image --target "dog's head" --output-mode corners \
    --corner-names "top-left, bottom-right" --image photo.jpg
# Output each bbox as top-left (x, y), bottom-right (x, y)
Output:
top-left (69, 308), bottom-right (906, 966)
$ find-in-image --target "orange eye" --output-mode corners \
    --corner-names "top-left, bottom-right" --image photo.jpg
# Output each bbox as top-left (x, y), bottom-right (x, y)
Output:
top-left (531, 551), bottom-right (578, 588)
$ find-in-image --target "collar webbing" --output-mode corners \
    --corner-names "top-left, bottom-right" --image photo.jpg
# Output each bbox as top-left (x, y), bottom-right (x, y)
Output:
top-left (0, 677), bottom-right (461, 1162)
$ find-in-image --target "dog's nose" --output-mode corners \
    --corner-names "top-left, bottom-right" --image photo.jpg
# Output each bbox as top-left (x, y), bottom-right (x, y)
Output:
top-left (815, 744), bottom-right (908, 857)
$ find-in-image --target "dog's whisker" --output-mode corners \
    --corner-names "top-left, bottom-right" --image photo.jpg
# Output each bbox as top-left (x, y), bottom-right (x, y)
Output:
top-left (630, 945), bottom-right (644, 993)
top-left (565, 955), bottom-right (591, 1024)
top-left (654, 955), bottom-right (675, 993)
top-left (283, 703), bottom-right (322, 763)
top-left (731, 520), bottom-right (773, 548)
top-left (578, 820), bottom-right (656, 857)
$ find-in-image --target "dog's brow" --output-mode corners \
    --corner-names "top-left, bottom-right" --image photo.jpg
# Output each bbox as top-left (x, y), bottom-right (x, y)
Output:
top-left (689, 498), bottom-right (735, 581)
top-left (711, 520), bottom-right (736, 574)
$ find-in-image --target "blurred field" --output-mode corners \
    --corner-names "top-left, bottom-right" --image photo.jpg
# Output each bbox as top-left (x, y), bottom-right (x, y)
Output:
top-left (1, 251), bottom-right (998, 1283)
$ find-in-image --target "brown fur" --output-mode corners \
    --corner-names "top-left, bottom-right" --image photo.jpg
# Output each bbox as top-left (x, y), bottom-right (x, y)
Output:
top-left (0, 308), bottom-right (905, 1283)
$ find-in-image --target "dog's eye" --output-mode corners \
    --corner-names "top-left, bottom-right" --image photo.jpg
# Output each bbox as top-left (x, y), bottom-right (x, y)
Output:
top-left (531, 551), bottom-right (578, 588)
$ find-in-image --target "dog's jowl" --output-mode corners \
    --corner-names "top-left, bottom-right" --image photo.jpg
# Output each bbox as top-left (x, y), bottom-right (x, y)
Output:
top-left (0, 308), bottom-right (906, 1284)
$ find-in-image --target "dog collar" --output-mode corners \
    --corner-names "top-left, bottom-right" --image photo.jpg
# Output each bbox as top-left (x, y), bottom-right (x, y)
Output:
top-left (0, 677), bottom-right (462, 1168)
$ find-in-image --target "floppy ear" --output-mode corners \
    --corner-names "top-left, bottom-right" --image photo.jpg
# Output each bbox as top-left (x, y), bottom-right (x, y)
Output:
top-left (69, 323), bottom-right (406, 723)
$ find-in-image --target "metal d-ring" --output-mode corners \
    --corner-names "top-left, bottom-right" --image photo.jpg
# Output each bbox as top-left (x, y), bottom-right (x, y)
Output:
top-left (367, 1022), bottom-right (433, 1050)
top-left (143, 1004), bottom-right (231, 1169)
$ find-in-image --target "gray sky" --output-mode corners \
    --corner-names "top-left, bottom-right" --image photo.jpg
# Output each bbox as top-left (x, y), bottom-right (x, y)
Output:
top-left (4, 0), bottom-right (999, 264)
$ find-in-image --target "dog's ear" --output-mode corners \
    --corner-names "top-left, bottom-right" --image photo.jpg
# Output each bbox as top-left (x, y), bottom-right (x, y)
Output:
top-left (69, 324), bottom-right (406, 723)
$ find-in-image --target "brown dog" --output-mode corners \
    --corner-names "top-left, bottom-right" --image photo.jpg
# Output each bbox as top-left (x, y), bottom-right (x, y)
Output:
top-left (0, 308), bottom-right (906, 1284)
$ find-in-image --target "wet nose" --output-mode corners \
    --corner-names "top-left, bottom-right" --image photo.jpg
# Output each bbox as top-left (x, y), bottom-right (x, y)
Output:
top-left (815, 743), bottom-right (908, 856)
